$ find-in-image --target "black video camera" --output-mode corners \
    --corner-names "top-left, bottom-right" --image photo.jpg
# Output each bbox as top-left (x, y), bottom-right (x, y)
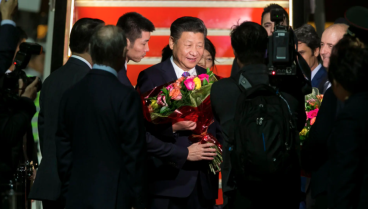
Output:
top-left (267, 8), bottom-right (312, 95)
top-left (1, 43), bottom-right (43, 93)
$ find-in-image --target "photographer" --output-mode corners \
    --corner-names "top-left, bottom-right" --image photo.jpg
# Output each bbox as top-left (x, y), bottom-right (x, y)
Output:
top-left (0, 0), bottom-right (39, 200)
top-left (211, 21), bottom-right (305, 209)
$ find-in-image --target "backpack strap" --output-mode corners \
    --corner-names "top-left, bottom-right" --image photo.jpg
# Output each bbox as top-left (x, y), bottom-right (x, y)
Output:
top-left (231, 71), bottom-right (253, 92)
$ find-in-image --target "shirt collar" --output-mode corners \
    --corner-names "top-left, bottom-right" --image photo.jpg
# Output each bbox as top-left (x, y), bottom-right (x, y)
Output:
top-left (71, 55), bottom-right (92, 69)
top-left (92, 64), bottom-right (118, 77)
top-left (170, 56), bottom-right (196, 79)
top-left (311, 63), bottom-right (322, 80)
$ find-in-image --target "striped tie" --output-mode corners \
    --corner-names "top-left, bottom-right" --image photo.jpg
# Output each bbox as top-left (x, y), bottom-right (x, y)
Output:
top-left (182, 72), bottom-right (190, 77)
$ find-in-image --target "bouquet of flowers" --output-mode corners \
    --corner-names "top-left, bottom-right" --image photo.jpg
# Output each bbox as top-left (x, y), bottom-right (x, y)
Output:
top-left (139, 69), bottom-right (222, 174)
top-left (299, 88), bottom-right (324, 144)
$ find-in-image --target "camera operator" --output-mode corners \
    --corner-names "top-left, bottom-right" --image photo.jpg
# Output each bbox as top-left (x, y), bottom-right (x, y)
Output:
top-left (211, 21), bottom-right (306, 209)
top-left (231, 4), bottom-right (289, 77)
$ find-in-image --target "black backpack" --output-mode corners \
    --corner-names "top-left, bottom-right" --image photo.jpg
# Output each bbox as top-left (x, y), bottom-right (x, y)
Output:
top-left (229, 72), bottom-right (298, 191)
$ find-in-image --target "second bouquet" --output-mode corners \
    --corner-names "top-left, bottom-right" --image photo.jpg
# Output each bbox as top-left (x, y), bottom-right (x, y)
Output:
top-left (139, 69), bottom-right (222, 174)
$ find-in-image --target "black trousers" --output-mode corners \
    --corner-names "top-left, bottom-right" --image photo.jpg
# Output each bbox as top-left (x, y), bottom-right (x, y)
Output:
top-left (42, 199), bottom-right (64, 209)
top-left (149, 180), bottom-right (215, 209)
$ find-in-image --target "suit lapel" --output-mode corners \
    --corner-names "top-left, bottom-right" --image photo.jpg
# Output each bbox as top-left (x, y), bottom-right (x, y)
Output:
top-left (195, 66), bottom-right (207, 75)
top-left (117, 65), bottom-right (133, 88)
top-left (160, 58), bottom-right (178, 83)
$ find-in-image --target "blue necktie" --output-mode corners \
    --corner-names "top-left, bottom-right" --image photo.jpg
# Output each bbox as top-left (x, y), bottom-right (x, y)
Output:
top-left (182, 72), bottom-right (190, 77)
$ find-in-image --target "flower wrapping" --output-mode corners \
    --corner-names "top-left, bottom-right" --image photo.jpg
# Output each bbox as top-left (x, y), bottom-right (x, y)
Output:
top-left (138, 69), bottom-right (222, 174)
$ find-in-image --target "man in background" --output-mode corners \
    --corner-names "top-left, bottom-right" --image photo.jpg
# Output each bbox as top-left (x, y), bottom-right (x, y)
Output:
top-left (261, 4), bottom-right (289, 36)
top-left (318, 23), bottom-right (349, 93)
top-left (295, 24), bottom-right (327, 92)
top-left (29, 18), bottom-right (104, 209)
top-left (231, 4), bottom-right (289, 76)
top-left (116, 12), bottom-right (154, 87)
top-left (301, 23), bottom-right (348, 209)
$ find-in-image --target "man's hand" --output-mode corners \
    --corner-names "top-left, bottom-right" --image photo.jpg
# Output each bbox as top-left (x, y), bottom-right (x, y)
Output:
top-left (20, 78), bottom-right (39, 101)
top-left (187, 143), bottom-right (217, 161)
top-left (1, 0), bottom-right (18, 20)
top-left (172, 121), bottom-right (196, 132)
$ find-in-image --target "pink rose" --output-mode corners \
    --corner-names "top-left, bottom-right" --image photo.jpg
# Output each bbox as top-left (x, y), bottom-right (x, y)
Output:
top-left (198, 74), bottom-right (209, 82)
top-left (307, 109), bottom-right (319, 119)
top-left (184, 78), bottom-right (195, 90)
top-left (166, 84), bottom-right (174, 91)
top-left (157, 94), bottom-right (168, 107)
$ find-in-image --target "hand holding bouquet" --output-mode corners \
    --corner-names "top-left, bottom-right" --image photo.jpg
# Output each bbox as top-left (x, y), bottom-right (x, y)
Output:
top-left (139, 69), bottom-right (222, 174)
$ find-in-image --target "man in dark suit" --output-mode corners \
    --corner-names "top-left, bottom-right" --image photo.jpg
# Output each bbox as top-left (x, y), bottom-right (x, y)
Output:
top-left (295, 24), bottom-right (327, 93)
top-left (56, 25), bottom-right (147, 209)
top-left (211, 21), bottom-right (306, 209)
top-left (28, 18), bottom-right (104, 209)
top-left (136, 17), bottom-right (221, 209)
top-left (301, 23), bottom-right (348, 209)
top-left (116, 12), bottom-right (154, 87)
top-left (294, 23), bottom-right (326, 209)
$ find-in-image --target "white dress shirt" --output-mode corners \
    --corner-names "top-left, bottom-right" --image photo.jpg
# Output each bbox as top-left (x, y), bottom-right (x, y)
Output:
top-left (71, 55), bottom-right (92, 69)
top-left (170, 56), bottom-right (196, 79)
top-left (311, 63), bottom-right (322, 81)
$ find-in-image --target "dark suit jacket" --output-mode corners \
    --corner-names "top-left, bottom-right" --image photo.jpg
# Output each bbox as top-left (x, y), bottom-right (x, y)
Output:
top-left (211, 64), bottom-right (305, 209)
top-left (56, 69), bottom-right (147, 209)
top-left (312, 65), bottom-right (327, 92)
top-left (301, 88), bottom-right (343, 198)
top-left (136, 58), bottom-right (221, 201)
top-left (0, 23), bottom-right (19, 75)
top-left (29, 57), bottom-right (91, 201)
top-left (117, 64), bottom-right (133, 88)
top-left (318, 75), bottom-right (331, 94)
top-left (327, 92), bottom-right (368, 209)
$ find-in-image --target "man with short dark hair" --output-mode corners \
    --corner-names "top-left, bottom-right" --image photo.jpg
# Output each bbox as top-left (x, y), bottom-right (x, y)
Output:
top-left (136, 16), bottom-right (221, 209)
top-left (295, 24), bottom-right (327, 92)
top-left (56, 25), bottom-right (147, 209)
top-left (116, 12), bottom-right (155, 87)
top-left (28, 18), bottom-right (104, 209)
top-left (261, 3), bottom-right (289, 36)
top-left (211, 21), bottom-right (305, 209)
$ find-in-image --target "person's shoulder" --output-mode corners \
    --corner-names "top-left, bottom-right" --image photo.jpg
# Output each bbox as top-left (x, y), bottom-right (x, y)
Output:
top-left (213, 77), bottom-right (237, 90)
top-left (142, 62), bottom-right (164, 74)
top-left (212, 77), bottom-right (239, 102)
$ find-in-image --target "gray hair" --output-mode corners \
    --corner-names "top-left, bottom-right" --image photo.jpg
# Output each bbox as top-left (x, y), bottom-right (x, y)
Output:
top-left (90, 25), bottom-right (127, 68)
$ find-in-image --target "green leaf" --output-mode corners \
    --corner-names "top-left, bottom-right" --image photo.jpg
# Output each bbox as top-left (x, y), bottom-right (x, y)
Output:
top-left (161, 87), bottom-right (168, 96)
top-left (159, 106), bottom-right (169, 114)
top-left (203, 78), bottom-right (208, 86)
top-left (207, 68), bottom-right (211, 74)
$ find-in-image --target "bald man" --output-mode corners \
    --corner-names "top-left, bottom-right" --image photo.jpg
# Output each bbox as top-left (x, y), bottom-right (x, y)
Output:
top-left (301, 23), bottom-right (348, 209)
top-left (320, 24), bottom-right (349, 68)
top-left (319, 24), bottom-right (349, 93)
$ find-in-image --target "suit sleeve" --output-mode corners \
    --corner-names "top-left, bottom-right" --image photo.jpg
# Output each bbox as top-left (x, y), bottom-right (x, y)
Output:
top-left (328, 115), bottom-right (361, 209)
top-left (38, 88), bottom-right (45, 155)
top-left (136, 70), bottom-right (189, 169)
top-left (119, 90), bottom-right (147, 209)
top-left (0, 24), bottom-right (20, 74)
top-left (55, 93), bottom-right (72, 206)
